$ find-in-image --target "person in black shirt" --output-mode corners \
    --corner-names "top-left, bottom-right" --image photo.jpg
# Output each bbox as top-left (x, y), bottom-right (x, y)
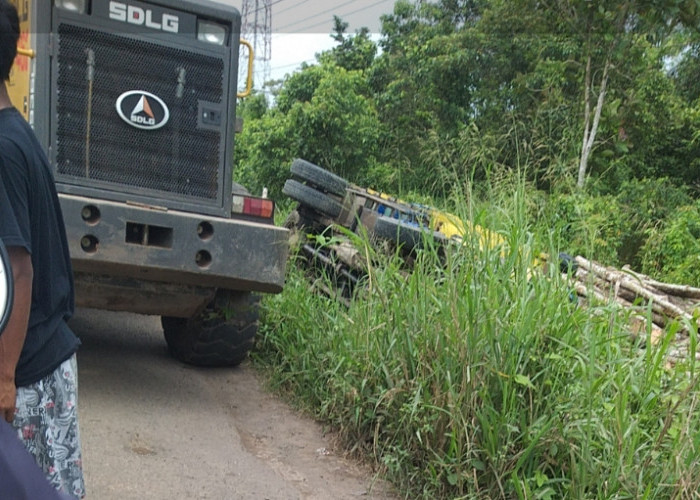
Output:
top-left (0, 2), bottom-right (85, 497)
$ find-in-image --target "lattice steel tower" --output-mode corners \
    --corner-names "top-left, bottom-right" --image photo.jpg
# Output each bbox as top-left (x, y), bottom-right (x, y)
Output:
top-left (240, 0), bottom-right (272, 88)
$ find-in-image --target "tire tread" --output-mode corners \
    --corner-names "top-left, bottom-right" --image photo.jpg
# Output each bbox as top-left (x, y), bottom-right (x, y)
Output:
top-left (162, 291), bottom-right (260, 367)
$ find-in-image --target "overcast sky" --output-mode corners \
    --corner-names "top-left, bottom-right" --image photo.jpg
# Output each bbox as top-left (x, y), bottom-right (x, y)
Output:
top-left (219, 0), bottom-right (397, 86)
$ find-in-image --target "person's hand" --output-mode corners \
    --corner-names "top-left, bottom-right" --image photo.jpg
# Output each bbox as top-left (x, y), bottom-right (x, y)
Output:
top-left (0, 376), bottom-right (16, 423)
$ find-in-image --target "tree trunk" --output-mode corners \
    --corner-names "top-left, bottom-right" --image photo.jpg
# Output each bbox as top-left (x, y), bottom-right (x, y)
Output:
top-left (577, 57), bottom-right (611, 189)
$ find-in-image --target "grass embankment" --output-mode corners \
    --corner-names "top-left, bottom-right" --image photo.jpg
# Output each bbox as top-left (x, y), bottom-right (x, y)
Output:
top-left (254, 192), bottom-right (700, 499)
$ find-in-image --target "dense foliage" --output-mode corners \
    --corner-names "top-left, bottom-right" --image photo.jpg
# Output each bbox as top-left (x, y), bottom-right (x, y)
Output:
top-left (257, 185), bottom-right (700, 498)
top-left (235, 0), bottom-right (700, 284)
top-left (238, 0), bottom-right (700, 497)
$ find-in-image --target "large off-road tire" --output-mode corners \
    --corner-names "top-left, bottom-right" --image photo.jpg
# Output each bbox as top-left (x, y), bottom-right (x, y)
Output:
top-left (290, 159), bottom-right (348, 196)
top-left (283, 179), bottom-right (342, 218)
top-left (161, 291), bottom-right (260, 367)
top-left (373, 216), bottom-right (438, 251)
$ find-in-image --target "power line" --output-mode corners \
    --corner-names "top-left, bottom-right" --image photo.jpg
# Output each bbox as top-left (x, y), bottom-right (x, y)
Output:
top-left (269, 58), bottom-right (317, 71)
top-left (257, 0), bottom-right (393, 89)
top-left (275, 0), bottom-right (314, 17)
top-left (275, 0), bottom-right (356, 31)
top-left (298, 0), bottom-right (393, 32)
top-left (276, 0), bottom-right (393, 32)
top-left (251, 0), bottom-right (287, 14)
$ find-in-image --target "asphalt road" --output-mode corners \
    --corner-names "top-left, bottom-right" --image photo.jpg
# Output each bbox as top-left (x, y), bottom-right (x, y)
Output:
top-left (71, 308), bottom-right (394, 500)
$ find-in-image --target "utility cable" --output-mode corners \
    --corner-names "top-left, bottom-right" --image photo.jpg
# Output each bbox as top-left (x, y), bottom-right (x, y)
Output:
top-left (269, 57), bottom-right (317, 71)
top-left (276, 0), bottom-right (393, 32)
top-left (275, 0), bottom-right (314, 16)
top-left (249, 0), bottom-right (287, 14)
top-left (275, 0), bottom-right (356, 31)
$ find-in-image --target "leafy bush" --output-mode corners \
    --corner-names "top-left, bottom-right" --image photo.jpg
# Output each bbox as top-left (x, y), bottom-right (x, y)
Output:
top-left (529, 178), bottom-right (692, 270)
top-left (614, 178), bottom-right (691, 268)
top-left (642, 200), bottom-right (700, 287)
top-left (536, 191), bottom-right (624, 265)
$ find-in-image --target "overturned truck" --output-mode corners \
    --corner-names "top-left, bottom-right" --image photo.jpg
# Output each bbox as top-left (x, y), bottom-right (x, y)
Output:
top-left (283, 159), bottom-right (700, 364)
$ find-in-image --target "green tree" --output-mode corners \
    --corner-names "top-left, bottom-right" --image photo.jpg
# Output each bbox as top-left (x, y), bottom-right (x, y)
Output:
top-left (233, 108), bottom-right (296, 200)
top-left (234, 61), bottom-right (383, 198)
top-left (527, 0), bottom-right (700, 188)
top-left (235, 0), bottom-right (700, 204)
top-left (672, 42), bottom-right (700, 102)
top-left (320, 16), bottom-right (377, 72)
top-left (286, 64), bottom-right (382, 183)
top-left (642, 200), bottom-right (700, 286)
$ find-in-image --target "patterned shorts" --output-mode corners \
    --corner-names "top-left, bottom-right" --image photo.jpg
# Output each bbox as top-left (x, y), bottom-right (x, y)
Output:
top-left (12, 354), bottom-right (86, 499)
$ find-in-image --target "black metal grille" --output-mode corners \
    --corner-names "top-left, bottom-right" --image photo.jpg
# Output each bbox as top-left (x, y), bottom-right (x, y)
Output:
top-left (55, 23), bottom-right (224, 203)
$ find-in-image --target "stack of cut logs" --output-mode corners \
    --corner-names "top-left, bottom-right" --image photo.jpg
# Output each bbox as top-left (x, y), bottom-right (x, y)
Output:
top-left (571, 256), bottom-right (700, 364)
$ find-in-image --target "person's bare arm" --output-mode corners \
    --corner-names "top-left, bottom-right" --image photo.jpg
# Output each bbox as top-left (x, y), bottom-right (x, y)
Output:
top-left (0, 246), bottom-right (32, 423)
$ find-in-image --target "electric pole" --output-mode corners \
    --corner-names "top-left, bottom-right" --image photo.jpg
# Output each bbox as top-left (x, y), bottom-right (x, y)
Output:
top-left (240, 0), bottom-right (272, 89)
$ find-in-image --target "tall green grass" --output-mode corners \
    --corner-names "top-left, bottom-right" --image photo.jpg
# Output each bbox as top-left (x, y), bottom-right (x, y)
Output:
top-left (256, 181), bottom-right (700, 499)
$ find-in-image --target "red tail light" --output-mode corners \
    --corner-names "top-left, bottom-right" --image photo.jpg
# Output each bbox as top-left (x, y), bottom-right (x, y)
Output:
top-left (232, 195), bottom-right (274, 219)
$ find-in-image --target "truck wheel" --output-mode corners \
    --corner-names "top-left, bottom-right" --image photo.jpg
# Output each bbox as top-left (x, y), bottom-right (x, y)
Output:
top-left (284, 209), bottom-right (301, 229)
top-left (283, 179), bottom-right (342, 218)
top-left (290, 159), bottom-right (348, 196)
top-left (373, 216), bottom-right (434, 250)
top-left (162, 291), bottom-right (260, 367)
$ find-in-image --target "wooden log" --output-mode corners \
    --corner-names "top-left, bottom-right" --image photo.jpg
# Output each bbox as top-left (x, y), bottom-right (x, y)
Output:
top-left (575, 256), bottom-right (697, 326)
top-left (566, 257), bottom-right (698, 370)
top-left (571, 273), bottom-right (667, 344)
top-left (600, 282), bottom-right (672, 327)
top-left (629, 314), bottom-right (665, 345)
top-left (614, 282), bottom-right (690, 325)
top-left (644, 281), bottom-right (700, 300)
top-left (621, 266), bottom-right (700, 299)
top-left (572, 280), bottom-right (608, 302)
top-left (574, 268), bottom-right (670, 325)
top-left (666, 295), bottom-right (699, 311)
